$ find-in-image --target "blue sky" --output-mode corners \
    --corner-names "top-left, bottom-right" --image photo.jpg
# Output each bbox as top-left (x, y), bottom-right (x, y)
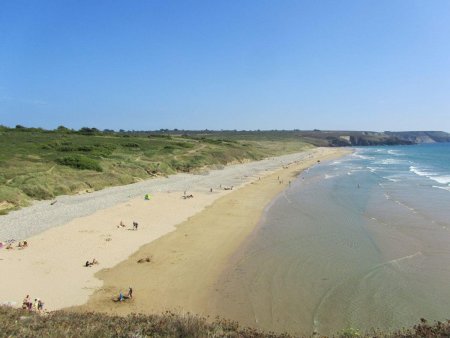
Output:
top-left (1, 0), bottom-right (449, 131)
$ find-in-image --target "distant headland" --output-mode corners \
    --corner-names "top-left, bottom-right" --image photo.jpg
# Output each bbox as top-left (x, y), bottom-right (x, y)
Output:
top-left (2, 124), bottom-right (449, 146)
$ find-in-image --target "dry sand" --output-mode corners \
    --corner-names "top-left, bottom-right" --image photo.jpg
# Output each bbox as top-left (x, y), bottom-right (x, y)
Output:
top-left (76, 148), bottom-right (350, 318)
top-left (0, 147), bottom-right (349, 319)
top-left (0, 192), bottom-right (220, 309)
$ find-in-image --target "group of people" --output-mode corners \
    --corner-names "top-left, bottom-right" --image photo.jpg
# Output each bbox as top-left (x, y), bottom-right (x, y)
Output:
top-left (0, 240), bottom-right (28, 250)
top-left (117, 220), bottom-right (139, 230)
top-left (18, 240), bottom-right (28, 248)
top-left (84, 258), bottom-right (99, 267)
top-left (22, 295), bottom-right (44, 312)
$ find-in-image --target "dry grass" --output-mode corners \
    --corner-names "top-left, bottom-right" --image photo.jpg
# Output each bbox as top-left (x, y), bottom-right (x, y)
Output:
top-left (2, 306), bottom-right (449, 337)
top-left (0, 306), bottom-right (290, 338)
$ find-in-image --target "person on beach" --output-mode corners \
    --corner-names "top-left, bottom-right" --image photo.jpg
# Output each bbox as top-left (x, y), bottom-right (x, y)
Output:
top-left (37, 299), bottom-right (44, 311)
top-left (85, 258), bottom-right (98, 267)
top-left (22, 295), bottom-right (31, 310)
top-left (33, 298), bottom-right (39, 311)
top-left (127, 287), bottom-right (133, 299)
top-left (118, 291), bottom-right (124, 302)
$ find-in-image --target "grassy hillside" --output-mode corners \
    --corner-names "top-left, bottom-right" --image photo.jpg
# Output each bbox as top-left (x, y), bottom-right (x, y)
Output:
top-left (1, 306), bottom-right (449, 337)
top-left (0, 306), bottom-right (287, 338)
top-left (0, 128), bottom-right (311, 214)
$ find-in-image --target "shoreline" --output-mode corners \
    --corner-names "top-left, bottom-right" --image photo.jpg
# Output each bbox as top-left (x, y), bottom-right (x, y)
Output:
top-left (0, 147), bottom-right (349, 316)
top-left (75, 148), bottom-right (350, 318)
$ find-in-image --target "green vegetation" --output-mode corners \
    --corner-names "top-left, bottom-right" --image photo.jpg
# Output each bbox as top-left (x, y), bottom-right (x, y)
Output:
top-left (1, 306), bottom-right (449, 337)
top-left (0, 127), bottom-right (311, 214)
top-left (3, 125), bottom-right (446, 214)
top-left (0, 306), bottom-right (288, 338)
top-left (56, 155), bottom-right (103, 172)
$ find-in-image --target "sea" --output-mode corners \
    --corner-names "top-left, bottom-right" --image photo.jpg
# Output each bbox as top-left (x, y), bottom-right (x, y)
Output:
top-left (212, 143), bottom-right (450, 336)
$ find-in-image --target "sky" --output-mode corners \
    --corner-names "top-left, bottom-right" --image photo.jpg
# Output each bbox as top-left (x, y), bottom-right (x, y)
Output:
top-left (1, 0), bottom-right (450, 132)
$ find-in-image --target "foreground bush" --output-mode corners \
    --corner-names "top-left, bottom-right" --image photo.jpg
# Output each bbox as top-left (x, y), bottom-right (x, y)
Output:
top-left (0, 306), bottom-right (289, 338)
top-left (2, 306), bottom-right (450, 338)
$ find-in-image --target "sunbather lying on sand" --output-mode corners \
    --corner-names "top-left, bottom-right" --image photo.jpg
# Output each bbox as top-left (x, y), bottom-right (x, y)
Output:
top-left (85, 258), bottom-right (99, 267)
top-left (17, 240), bottom-right (28, 248)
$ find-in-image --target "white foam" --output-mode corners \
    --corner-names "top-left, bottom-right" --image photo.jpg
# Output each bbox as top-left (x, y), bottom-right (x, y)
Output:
top-left (410, 166), bottom-right (450, 185)
top-left (387, 149), bottom-right (404, 156)
top-left (433, 185), bottom-right (450, 192)
top-left (383, 176), bottom-right (400, 182)
top-left (376, 158), bottom-right (405, 165)
top-left (409, 166), bottom-right (436, 177)
top-left (395, 200), bottom-right (416, 212)
top-left (353, 153), bottom-right (374, 160)
top-left (430, 176), bottom-right (450, 185)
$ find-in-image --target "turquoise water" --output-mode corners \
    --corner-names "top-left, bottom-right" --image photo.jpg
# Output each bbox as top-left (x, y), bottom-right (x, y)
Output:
top-left (212, 143), bottom-right (450, 335)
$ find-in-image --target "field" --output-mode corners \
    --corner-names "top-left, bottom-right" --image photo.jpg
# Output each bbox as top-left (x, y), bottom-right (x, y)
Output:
top-left (0, 127), bottom-right (311, 214)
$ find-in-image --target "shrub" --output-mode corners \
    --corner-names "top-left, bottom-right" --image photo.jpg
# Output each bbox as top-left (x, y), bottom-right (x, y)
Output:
top-left (76, 145), bottom-right (94, 152)
top-left (56, 155), bottom-right (102, 172)
top-left (21, 184), bottom-right (54, 199)
top-left (122, 142), bottom-right (140, 148)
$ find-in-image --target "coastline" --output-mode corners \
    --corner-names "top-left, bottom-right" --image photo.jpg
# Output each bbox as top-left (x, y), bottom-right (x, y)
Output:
top-left (0, 147), bottom-right (350, 317)
top-left (75, 148), bottom-right (350, 318)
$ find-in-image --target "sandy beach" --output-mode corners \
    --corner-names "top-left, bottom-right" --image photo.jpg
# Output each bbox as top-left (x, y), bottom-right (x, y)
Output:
top-left (75, 148), bottom-right (349, 316)
top-left (0, 147), bottom-right (349, 319)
